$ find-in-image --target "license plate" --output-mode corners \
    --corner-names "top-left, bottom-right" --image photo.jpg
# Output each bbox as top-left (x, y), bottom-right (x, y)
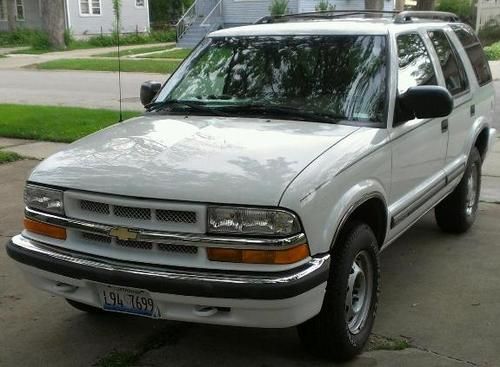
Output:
top-left (97, 285), bottom-right (160, 318)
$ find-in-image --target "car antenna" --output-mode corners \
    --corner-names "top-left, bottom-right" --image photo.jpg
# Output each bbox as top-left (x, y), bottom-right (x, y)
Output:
top-left (115, 6), bottom-right (123, 122)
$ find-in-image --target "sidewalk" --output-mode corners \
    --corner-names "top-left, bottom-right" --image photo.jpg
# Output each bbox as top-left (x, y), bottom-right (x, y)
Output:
top-left (0, 42), bottom-right (173, 70)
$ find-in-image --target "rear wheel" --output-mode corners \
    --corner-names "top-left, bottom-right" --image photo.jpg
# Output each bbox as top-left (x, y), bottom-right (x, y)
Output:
top-left (66, 299), bottom-right (104, 314)
top-left (297, 221), bottom-right (379, 362)
top-left (435, 147), bottom-right (482, 233)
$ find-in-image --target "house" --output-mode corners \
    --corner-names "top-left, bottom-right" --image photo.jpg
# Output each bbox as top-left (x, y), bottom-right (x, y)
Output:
top-left (176, 0), bottom-right (396, 47)
top-left (0, 0), bottom-right (150, 36)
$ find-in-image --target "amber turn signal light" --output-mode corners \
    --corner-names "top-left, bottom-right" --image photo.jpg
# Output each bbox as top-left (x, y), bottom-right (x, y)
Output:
top-left (24, 218), bottom-right (67, 240)
top-left (207, 244), bottom-right (310, 265)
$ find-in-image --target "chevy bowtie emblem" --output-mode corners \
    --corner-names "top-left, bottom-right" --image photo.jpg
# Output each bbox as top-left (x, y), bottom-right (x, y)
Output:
top-left (110, 227), bottom-right (138, 241)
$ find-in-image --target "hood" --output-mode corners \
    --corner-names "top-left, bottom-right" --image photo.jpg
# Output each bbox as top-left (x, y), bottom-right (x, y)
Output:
top-left (30, 115), bottom-right (358, 205)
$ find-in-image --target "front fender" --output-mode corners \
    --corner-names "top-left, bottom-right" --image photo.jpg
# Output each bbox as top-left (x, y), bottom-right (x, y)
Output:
top-left (279, 128), bottom-right (391, 255)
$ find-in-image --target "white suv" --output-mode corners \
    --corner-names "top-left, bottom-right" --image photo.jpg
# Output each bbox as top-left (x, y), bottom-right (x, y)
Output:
top-left (7, 11), bottom-right (496, 361)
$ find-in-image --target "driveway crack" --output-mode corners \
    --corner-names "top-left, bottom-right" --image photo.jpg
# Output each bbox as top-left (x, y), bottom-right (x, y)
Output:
top-left (392, 334), bottom-right (479, 366)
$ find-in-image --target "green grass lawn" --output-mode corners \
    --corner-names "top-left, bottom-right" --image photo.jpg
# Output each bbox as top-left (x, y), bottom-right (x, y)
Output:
top-left (93, 45), bottom-right (174, 58)
top-left (0, 104), bottom-right (140, 143)
top-left (143, 48), bottom-right (192, 59)
top-left (32, 58), bottom-right (181, 73)
top-left (0, 151), bottom-right (23, 165)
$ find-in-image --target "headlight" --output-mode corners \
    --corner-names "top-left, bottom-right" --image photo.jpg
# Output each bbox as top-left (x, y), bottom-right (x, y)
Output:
top-left (207, 207), bottom-right (301, 236)
top-left (24, 184), bottom-right (64, 215)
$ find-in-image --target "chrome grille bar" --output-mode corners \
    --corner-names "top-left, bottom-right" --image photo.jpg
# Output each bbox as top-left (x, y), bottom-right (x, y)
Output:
top-left (25, 207), bottom-right (307, 250)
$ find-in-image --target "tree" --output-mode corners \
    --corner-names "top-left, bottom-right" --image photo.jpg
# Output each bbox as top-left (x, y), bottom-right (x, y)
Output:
top-left (364, 0), bottom-right (384, 11)
top-left (40, 0), bottom-right (66, 49)
top-left (415, 0), bottom-right (436, 10)
top-left (6, 0), bottom-right (17, 32)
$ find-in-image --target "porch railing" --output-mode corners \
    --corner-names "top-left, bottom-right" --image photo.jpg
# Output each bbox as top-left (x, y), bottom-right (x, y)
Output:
top-left (175, 0), bottom-right (199, 42)
top-left (200, 0), bottom-right (224, 33)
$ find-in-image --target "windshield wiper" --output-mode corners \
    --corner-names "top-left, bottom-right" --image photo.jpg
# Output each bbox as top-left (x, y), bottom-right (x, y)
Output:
top-left (146, 99), bottom-right (229, 117)
top-left (216, 103), bottom-right (342, 123)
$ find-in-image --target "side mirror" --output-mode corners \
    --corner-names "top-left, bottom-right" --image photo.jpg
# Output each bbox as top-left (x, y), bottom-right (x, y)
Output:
top-left (396, 86), bottom-right (453, 124)
top-left (140, 81), bottom-right (162, 107)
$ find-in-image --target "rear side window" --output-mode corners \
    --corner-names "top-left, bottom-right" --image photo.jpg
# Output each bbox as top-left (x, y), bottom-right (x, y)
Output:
top-left (451, 24), bottom-right (492, 86)
top-left (428, 30), bottom-right (469, 96)
top-left (397, 33), bottom-right (437, 94)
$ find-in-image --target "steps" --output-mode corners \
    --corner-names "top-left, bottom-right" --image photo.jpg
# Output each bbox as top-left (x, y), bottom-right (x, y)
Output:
top-left (177, 20), bottom-right (210, 48)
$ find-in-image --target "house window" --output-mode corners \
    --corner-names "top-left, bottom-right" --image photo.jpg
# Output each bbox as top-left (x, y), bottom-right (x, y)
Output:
top-left (136, 0), bottom-right (145, 8)
top-left (80, 0), bottom-right (102, 16)
top-left (16, 0), bottom-right (24, 20)
top-left (0, 0), bottom-right (24, 21)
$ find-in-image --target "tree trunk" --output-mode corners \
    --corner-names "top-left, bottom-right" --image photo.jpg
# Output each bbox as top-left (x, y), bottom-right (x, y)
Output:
top-left (41, 0), bottom-right (66, 49)
top-left (364, 0), bottom-right (384, 10)
top-left (415, 0), bottom-right (436, 10)
top-left (395, 0), bottom-right (405, 11)
top-left (6, 0), bottom-right (17, 32)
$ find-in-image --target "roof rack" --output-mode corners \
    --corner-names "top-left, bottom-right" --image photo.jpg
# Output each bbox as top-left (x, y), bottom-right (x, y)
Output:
top-left (394, 11), bottom-right (460, 23)
top-left (254, 10), bottom-right (460, 25)
top-left (255, 10), bottom-right (398, 24)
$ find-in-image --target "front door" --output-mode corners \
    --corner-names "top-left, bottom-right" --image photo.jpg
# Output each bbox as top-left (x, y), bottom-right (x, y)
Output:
top-left (389, 32), bottom-right (449, 229)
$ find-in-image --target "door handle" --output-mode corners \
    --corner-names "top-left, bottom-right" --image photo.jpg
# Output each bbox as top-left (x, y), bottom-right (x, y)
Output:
top-left (441, 119), bottom-right (448, 133)
top-left (470, 104), bottom-right (475, 117)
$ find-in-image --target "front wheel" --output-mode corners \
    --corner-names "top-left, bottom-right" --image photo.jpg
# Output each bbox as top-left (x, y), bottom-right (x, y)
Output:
top-left (297, 221), bottom-right (380, 362)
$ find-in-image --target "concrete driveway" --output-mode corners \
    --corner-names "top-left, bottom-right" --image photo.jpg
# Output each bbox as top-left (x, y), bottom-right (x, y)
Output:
top-left (1, 141), bottom-right (499, 366)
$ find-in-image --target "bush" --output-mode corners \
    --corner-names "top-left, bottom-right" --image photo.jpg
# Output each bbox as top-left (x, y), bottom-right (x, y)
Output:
top-left (484, 42), bottom-right (500, 60)
top-left (30, 32), bottom-right (51, 50)
top-left (315, 0), bottom-right (335, 12)
top-left (479, 19), bottom-right (500, 46)
top-left (436, 0), bottom-right (472, 21)
top-left (87, 30), bottom-right (176, 47)
top-left (269, 0), bottom-right (288, 16)
top-left (0, 29), bottom-right (43, 47)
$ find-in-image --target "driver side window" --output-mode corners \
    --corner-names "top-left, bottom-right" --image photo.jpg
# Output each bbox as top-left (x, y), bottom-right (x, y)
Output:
top-left (397, 33), bottom-right (437, 95)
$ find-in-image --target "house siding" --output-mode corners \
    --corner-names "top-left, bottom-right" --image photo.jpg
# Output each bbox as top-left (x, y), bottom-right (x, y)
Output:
top-left (0, 0), bottom-right (42, 32)
top-left (222, 0), bottom-right (394, 26)
top-left (222, 0), bottom-right (299, 26)
top-left (67, 0), bottom-right (150, 36)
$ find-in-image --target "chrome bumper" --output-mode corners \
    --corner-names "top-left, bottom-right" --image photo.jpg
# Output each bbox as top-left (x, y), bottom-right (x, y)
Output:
top-left (7, 235), bottom-right (330, 300)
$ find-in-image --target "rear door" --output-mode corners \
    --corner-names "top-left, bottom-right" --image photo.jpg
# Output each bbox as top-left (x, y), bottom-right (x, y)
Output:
top-left (427, 28), bottom-right (472, 181)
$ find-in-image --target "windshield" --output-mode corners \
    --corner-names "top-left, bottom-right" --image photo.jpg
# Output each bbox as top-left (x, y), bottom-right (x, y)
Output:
top-left (156, 35), bottom-right (388, 124)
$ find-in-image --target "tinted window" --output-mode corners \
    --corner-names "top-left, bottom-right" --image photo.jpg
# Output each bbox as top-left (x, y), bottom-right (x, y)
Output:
top-left (451, 24), bottom-right (492, 86)
top-left (428, 30), bottom-right (469, 95)
top-left (397, 33), bottom-right (437, 94)
top-left (164, 36), bottom-right (388, 123)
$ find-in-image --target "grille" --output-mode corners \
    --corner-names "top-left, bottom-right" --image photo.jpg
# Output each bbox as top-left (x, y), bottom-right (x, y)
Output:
top-left (116, 239), bottom-right (153, 250)
top-left (156, 209), bottom-right (197, 224)
top-left (114, 205), bottom-right (151, 220)
top-left (158, 243), bottom-right (198, 254)
top-left (82, 232), bottom-right (112, 244)
top-left (80, 200), bottom-right (110, 215)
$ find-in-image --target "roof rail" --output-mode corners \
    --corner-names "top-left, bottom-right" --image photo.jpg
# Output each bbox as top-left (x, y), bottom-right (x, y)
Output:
top-left (254, 9), bottom-right (460, 25)
top-left (393, 11), bottom-right (460, 23)
top-left (255, 10), bottom-right (399, 24)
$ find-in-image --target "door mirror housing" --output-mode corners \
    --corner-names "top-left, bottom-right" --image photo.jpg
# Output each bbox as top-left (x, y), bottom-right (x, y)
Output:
top-left (395, 86), bottom-right (453, 124)
top-left (140, 81), bottom-right (162, 107)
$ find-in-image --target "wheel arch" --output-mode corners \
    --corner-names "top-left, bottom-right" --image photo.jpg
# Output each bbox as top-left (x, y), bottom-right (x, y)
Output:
top-left (474, 127), bottom-right (490, 162)
top-left (329, 192), bottom-right (389, 252)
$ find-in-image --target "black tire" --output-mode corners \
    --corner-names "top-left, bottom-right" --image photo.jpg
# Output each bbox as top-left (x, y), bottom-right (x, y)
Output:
top-left (66, 299), bottom-right (104, 314)
top-left (435, 147), bottom-right (482, 234)
top-left (297, 221), bottom-right (380, 362)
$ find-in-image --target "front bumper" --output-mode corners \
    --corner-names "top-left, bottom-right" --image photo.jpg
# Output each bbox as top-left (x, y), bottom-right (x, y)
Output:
top-left (7, 235), bottom-right (330, 327)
